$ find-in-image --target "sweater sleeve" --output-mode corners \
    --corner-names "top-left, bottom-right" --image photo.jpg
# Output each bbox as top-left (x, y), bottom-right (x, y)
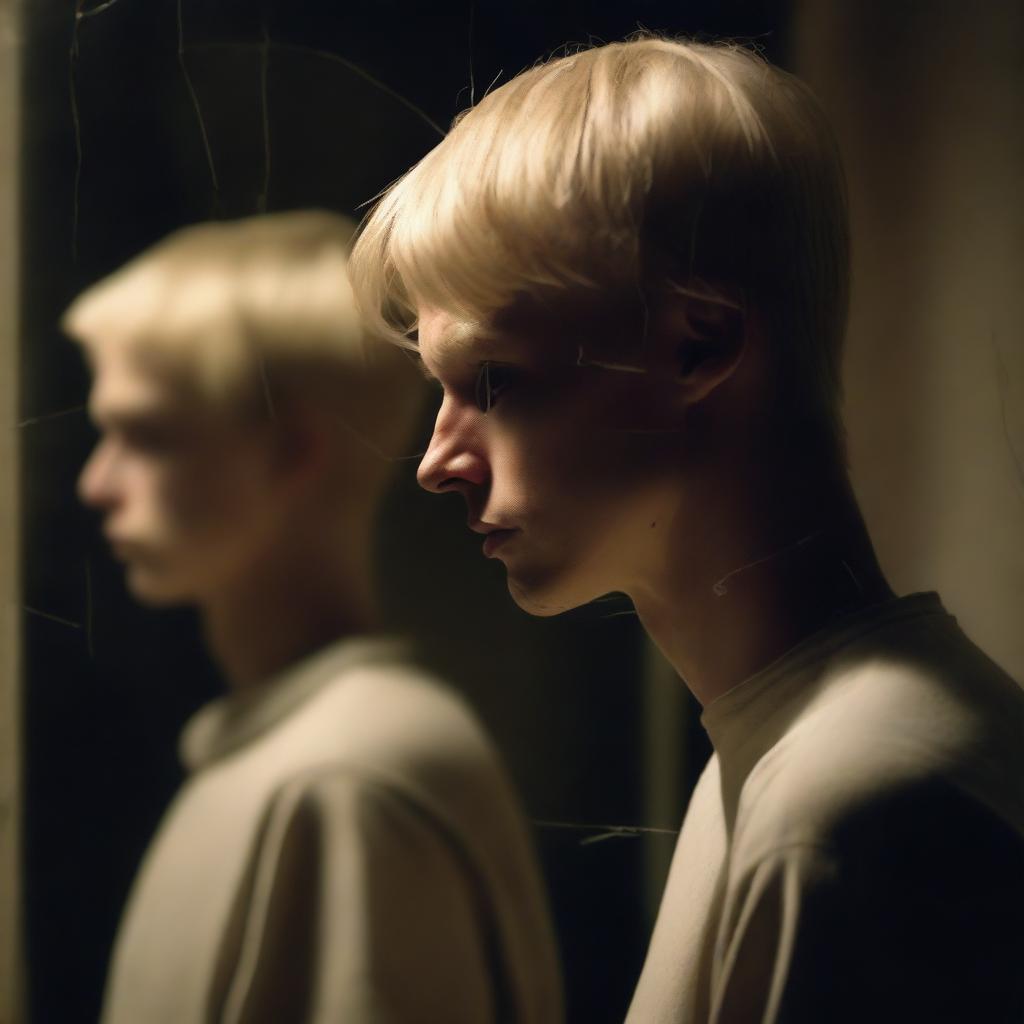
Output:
top-left (218, 770), bottom-right (495, 1024)
top-left (709, 784), bottom-right (1024, 1024)
top-left (708, 843), bottom-right (841, 1024)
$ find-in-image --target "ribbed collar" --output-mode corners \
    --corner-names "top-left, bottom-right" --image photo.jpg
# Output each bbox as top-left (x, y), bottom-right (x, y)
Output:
top-left (180, 634), bottom-right (410, 772)
top-left (700, 592), bottom-right (950, 829)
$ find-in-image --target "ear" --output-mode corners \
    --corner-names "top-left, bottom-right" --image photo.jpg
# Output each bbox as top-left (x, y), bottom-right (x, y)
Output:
top-left (660, 291), bottom-right (748, 405)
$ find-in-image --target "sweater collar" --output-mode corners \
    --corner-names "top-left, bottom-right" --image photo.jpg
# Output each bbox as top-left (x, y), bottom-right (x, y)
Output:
top-left (700, 592), bottom-right (949, 828)
top-left (180, 634), bottom-right (409, 771)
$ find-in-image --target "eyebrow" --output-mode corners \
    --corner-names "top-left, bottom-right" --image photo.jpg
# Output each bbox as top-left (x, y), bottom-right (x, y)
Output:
top-left (417, 322), bottom-right (506, 381)
top-left (88, 396), bottom-right (178, 429)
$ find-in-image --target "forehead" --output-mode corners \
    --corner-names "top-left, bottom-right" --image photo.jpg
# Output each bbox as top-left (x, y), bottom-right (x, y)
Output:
top-left (85, 340), bottom-right (191, 420)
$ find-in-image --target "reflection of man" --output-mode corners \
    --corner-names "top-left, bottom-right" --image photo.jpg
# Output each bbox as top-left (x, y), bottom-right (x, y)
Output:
top-left (67, 211), bottom-right (562, 1023)
top-left (350, 37), bottom-right (1024, 1022)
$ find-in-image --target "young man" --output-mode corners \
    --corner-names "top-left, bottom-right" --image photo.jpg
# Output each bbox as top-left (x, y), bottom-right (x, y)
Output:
top-left (349, 38), bottom-right (1024, 1023)
top-left (68, 211), bottom-right (563, 1023)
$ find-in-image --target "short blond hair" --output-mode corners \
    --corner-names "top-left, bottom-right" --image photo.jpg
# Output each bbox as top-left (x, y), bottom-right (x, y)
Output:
top-left (350, 36), bottom-right (850, 453)
top-left (65, 210), bottom-right (423, 467)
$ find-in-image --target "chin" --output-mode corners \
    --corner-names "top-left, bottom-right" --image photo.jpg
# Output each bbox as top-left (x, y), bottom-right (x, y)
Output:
top-left (506, 570), bottom-right (598, 618)
top-left (124, 566), bottom-right (194, 608)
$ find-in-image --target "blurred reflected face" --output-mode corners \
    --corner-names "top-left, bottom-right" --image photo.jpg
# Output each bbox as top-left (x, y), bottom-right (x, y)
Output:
top-left (79, 343), bottom-right (280, 606)
top-left (415, 302), bottom-right (686, 615)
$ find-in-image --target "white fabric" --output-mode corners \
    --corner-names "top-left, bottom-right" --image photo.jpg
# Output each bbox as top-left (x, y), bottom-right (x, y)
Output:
top-left (628, 592), bottom-right (1024, 1023)
top-left (101, 637), bottom-right (563, 1023)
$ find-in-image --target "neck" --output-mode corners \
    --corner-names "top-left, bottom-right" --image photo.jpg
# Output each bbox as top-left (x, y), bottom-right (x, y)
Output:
top-left (198, 525), bottom-right (379, 691)
top-left (631, 457), bottom-right (893, 708)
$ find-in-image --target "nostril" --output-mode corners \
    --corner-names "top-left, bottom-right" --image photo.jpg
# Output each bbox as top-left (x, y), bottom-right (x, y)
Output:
top-left (416, 468), bottom-right (448, 495)
top-left (416, 444), bottom-right (489, 493)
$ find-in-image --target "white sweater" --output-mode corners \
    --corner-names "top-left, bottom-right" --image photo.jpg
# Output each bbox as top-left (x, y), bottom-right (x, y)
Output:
top-left (628, 592), bottom-right (1024, 1023)
top-left (101, 637), bottom-right (563, 1023)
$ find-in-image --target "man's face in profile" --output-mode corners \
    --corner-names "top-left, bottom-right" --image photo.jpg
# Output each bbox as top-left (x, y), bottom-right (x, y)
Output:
top-left (415, 300), bottom-right (688, 615)
top-left (79, 343), bottom-right (280, 606)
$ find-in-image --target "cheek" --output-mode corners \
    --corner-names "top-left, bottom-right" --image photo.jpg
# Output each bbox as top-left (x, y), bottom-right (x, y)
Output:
top-left (511, 416), bottom-right (635, 490)
top-left (484, 427), bottom-right (615, 542)
top-left (118, 461), bottom-right (164, 521)
top-left (497, 426), bottom-right (677, 561)
top-left (485, 420), bottom-right (576, 512)
top-left (150, 457), bottom-right (243, 538)
top-left (485, 367), bottom-right (680, 511)
top-left (147, 475), bottom-right (204, 539)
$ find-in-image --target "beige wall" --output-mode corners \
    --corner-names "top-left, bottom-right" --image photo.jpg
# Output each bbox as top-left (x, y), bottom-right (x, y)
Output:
top-left (796, 1), bottom-right (1024, 682)
top-left (0, 0), bottom-right (23, 1018)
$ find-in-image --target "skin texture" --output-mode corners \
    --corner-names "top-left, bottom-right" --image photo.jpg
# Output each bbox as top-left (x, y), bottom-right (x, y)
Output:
top-left (416, 298), bottom-right (695, 615)
top-left (415, 292), bottom-right (893, 706)
top-left (79, 340), bottom-right (378, 689)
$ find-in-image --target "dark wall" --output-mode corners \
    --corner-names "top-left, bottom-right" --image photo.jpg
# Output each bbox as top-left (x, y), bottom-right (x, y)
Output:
top-left (20, 3), bottom-right (787, 1021)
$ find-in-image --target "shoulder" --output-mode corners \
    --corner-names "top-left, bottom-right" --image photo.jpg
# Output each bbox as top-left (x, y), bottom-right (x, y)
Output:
top-left (260, 660), bottom-right (533, 864)
top-left (731, 732), bottom-right (1024, 966)
top-left (270, 658), bottom-right (503, 787)
top-left (735, 625), bottom-right (1024, 860)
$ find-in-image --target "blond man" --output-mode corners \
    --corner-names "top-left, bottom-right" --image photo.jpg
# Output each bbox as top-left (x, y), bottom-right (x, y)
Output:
top-left (68, 211), bottom-right (563, 1023)
top-left (350, 38), bottom-right (1024, 1023)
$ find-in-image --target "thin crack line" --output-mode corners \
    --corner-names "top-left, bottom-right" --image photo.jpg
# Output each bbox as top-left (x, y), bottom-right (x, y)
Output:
top-left (579, 832), bottom-right (644, 846)
top-left (468, 0), bottom-right (476, 107)
top-left (77, 0), bottom-right (126, 19)
top-left (189, 40), bottom-right (445, 138)
top-left (177, 0), bottom-right (220, 195)
top-left (334, 414), bottom-right (424, 464)
top-left (840, 559), bottom-right (864, 595)
top-left (597, 608), bottom-right (639, 619)
top-left (273, 41), bottom-right (445, 137)
top-left (17, 404), bottom-right (87, 428)
top-left (712, 528), bottom-right (825, 597)
top-left (258, 19), bottom-right (271, 214)
top-left (24, 607), bottom-right (83, 630)
top-left (533, 820), bottom-right (678, 837)
top-left (69, 7), bottom-right (83, 262)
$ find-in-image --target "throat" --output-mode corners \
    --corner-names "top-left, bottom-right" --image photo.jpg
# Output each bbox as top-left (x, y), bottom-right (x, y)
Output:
top-left (635, 518), bottom-right (893, 708)
top-left (199, 552), bottom-right (379, 691)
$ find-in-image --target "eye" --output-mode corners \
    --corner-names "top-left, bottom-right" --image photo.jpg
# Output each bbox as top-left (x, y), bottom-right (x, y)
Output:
top-left (474, 361), bottom-right (516, 413)
top-left (121, 419), bottom-right (180, 454)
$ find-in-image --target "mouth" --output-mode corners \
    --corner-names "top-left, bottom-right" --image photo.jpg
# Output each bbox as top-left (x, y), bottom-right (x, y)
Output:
top-left (104, 531), bottom-right (137, 561)
top-left (482, 529), bottom-right (517, 558)
top-left (108, 542), bottom-right (131, 562)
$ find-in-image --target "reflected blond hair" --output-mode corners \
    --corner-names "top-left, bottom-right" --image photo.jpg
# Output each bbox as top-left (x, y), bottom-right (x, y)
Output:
top-left (64, 210), bottom-right (423, 467)
top-left (350, 36), bottom-right (849, 454)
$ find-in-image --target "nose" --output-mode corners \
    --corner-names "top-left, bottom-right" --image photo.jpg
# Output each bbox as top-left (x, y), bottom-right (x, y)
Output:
top-left (416, 399), bottom-right (489, 495)
top-left (77, 439), bottom-right (120, 510)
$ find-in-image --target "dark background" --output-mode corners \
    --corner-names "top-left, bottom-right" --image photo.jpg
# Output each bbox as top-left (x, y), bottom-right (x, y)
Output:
top-left (20, 3), bottom-right (788, 1021)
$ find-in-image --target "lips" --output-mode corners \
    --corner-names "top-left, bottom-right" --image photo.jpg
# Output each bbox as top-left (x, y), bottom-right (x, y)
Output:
top-left (482, 529), bottom-right (516, 557)
top-left (108, 539), bottom-right (133, 561)
top-left (466, 517), bottom-right (518, 557)
top-left (105, 530), bottom-right (140, 561)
